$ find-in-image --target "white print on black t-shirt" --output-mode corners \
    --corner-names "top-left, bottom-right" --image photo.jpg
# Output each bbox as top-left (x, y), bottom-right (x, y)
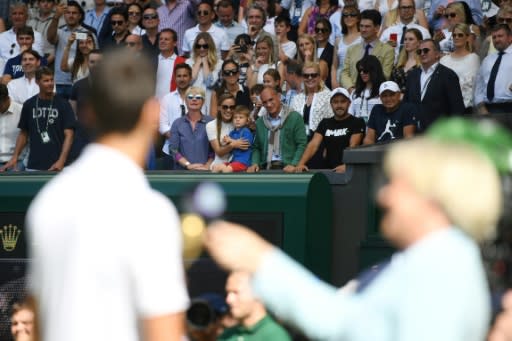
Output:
top-left (32, 107), bottom-right (59, 124)
top-left (325, 128), bottom-right (348, 137)
top-left (378, 120), bottom-right (396, 141)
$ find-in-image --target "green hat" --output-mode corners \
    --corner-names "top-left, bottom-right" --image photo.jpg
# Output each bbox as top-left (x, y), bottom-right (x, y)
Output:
top-left (427, 118), bottom-right (512, 174)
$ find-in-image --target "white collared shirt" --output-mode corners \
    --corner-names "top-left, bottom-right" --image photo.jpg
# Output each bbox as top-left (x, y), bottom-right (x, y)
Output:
top-left (155, 53), bottom-right (177, 100)
top-left (420, 62), bottom-right (439, 100)
top-left (0, 99), bottom-right (23, 162)
top-left (474, 44), bottom-right (512, 105)
top-left (0, 28), bottom-right (45, 63)
top-left (181, 24), bottom-right (230, 57)
top-left (159, 89), bottom-right (186, 155)
top-left (7, 76), bottom-right (39, 105)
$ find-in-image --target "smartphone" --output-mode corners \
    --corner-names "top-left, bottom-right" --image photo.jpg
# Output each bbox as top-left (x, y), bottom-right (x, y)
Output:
top-left (389, 33), bottom-right (398, 42)
top-left (239, 44), bottom-right (248, 53)
top-left (75, 32), bottom-right (87, 40)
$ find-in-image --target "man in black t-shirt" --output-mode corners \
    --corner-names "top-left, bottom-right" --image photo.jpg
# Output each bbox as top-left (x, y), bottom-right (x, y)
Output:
top-left (0, 67), bottom-right (76, 171)
top-left (296, 87), bottom-right (365, 173)
top-left (364, 81), bottom-right (416, 145)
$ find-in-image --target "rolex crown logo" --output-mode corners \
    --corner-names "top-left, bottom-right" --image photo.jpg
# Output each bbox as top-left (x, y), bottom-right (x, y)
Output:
top-left (0, 224), bottom-right (21, 252)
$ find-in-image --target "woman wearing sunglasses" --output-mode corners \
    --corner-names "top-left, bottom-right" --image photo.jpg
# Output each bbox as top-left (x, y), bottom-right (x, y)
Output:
top-left (207, 93), bottom-right (251, 170)
top-left (127, 3), bottom-right (145, 35)
top-left (391, 27), bottom-right (422, 92)
top-left (315, 18), bottom-right (337, 89)
top-left (349, 55), bottom-right (385, 123)
top-left (186, 32), bottom-right (223, 116)
top-left (169, 87), bottom-right (214, 171)
top-left (335, 5), bottom-right (362, 87)
top-left (289, 62), bottom-right (333, 169)
top-left (211, 59), bottom-right (252, 113)
top-left (434, 1), bottom-right (481, 54)
top-left (440, 23), bottom-right (479, 114)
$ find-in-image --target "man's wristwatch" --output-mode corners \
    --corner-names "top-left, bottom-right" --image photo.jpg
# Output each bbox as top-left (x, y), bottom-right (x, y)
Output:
top-left (184, 161), bottom-right (191, 168)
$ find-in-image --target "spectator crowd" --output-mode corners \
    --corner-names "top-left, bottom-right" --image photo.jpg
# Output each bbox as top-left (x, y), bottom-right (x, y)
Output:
top-left (0, 0), bottom-right (511, 173)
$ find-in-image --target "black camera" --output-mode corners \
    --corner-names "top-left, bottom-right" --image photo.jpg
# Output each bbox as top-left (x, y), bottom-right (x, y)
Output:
top-left (186, 293), bottom-right (228, 330)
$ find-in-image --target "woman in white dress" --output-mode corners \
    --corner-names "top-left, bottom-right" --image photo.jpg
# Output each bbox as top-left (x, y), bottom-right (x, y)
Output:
top-left (207, 93), bottom-right (235, 169)
top-left (440, 23), bottom-right (479, 114)
top-left (186, 32), bottom-right (223, 117)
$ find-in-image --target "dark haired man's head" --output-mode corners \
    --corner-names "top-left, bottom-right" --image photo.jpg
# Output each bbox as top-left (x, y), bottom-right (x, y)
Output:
top-left (360, 9), bottom-right (381, 42)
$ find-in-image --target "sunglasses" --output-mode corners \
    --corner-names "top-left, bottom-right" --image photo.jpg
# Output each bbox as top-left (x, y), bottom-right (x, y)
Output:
top-left (143, 14), bottom-right (158, 20)
top-left (358, 68), bottom-right (369, 73)
top-left (222, 105), bottom-right (236, 110)
top-left (342, 12), bottom-right (358, 17)
top-left (444, 12), bottom-right (457, 18)
top-left (195, 43), bottom-right (209, 49)
top-left (111, 20), bottom-right (125, 26)
top-left (223, 69), bottom-right (239, 76)
top-left (128, 11), bottom-right (141, 16)
top-left (399, 5), bottom-right (414, 9)
top-left (187, 94), bottom-right (204, 100)
top-left (197, 10), bottom-right (210, 16)
top-left (315, 27), bottom-right (328, 33)
top-left (303, 73), bottom-right (319, 79)
top-left (452, 32), bottom-right (466, 38)
top-left (498, 17), bottom-right (512, 24)
top-left (416, 47), bottom-right (431, 55)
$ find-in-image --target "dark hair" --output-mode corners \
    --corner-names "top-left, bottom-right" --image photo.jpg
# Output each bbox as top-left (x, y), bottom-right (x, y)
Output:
top-left (199, 0), bottom-right (214, 10)
top-left (315, 17), bottom-right (332, 33)
top-left (360, 9), bottom-right (382, 26)
top-left (315, 0), bottom-right (338, 8)
top-left (143, 5), bottom-right (159, 14)
top-left (16, 26), bottom-right (34, 38)
top-left (341, 5), bottom-right (360, 34)
top-left (420, 38), bottom-right (441, 52)
top-left (286, 59), bottom-right (303, 76)
top-left (72, 32), bottom-right (96, 81)
top-left (66, 1), bottom-right (85, 22)
top-left (90, 48), bottom-right (102, 55)
top-left (215, 59), bottom-right (239, 98)
top-left (263, 68), bottom-right (280, 82)
top-left (110, 7), bottom-right (128, 21)
top-left (246, 4), bottom-right (267, 25)
top-left (175, 62), bottom-right (192, 75)
top-left (354, 55), bottom-right (385, 98)
top-left (90, 50), bottom-right (156, 136)
top-left (21, 49), bottom-right (41, 61)
top-left (160, 28), bottom-right (178, 41)
top-left (217, 0), bottom-right (234, 9)
top-left (250, 83), bottom-right (264, 95)
top-left (275, 14), bottom-right (291, 27)
top-left (216, 93), bottom-right (236, 141)
top-left (234, 33), bottom-right (252, 46)
top-left (493, 23), bottom-right (512, 35)
top-left (35, 66), bottom-right (53, 81)
top-left (128, 3), bottom-right (144, 26)
top-left (0, 84), bottom-right (8, 101)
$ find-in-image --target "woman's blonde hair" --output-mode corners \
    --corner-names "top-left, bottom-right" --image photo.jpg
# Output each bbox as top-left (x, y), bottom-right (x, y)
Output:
top-left (297, 34), bottom-right (318, 64)
top-left (383, 138), bottom-right (502, 242)
top-left (395, 28), bottom-right (422, 69)
top-left (192, 32), bottom-right (218, 69)
top-left (186, 86), bottom-right (206, 99)
top-left (255, 35), bottom-right (277, 65)
top-left (302, 61), bottom-right (325, 93)
top-left (452, 23), bottom-right (473, 52)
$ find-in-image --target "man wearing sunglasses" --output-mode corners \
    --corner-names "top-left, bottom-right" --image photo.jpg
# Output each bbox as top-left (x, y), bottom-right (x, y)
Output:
top-left (182, 1), bottom-right (230, 59)
top-left (103, 7), bottom-right (130, 48)
top-left (403, 39), bottom-right (464, 132)
top-left (140, 6), bottom-right (160, 60)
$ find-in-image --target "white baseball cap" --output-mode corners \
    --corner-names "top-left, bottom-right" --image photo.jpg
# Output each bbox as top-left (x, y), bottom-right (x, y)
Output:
top-left (330, 87), bottom-right (351, 101)
top-left (379, 81), bottom-right (401, 95)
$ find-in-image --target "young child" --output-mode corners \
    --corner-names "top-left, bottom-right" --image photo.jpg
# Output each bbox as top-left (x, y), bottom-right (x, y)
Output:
top-left (274, 15), bottom-right (297, 62)
top-left (262, 68), bottom-right (281, 92)
top-left (249, 84), bottom-right (264, 130)
top-left (212, 106), bottom-right (253, 173)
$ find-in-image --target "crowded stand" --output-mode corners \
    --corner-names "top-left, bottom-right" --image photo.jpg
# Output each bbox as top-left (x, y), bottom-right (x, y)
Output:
top-left (0, 0), bottom-right (511, 172)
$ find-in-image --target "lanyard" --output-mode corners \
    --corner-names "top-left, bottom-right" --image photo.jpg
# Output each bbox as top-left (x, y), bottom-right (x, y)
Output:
top-left (35, 96), bottom-right (54, 134)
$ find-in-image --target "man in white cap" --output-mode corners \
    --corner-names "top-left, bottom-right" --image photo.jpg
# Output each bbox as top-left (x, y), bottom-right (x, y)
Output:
top-left (363, 81), bottom-right (416, 145)
top-left (296, 87), bottom-right (365, 173)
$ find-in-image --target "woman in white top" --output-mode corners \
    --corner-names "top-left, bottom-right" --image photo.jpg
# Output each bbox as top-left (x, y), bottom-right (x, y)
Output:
top-left (335, 5), bottom-right (362, 85)
top-left (207, 93), bottom-right (235, 169)
top-left (440, 23), bottom-right (479, 114)
top-left (60, 32), bottom-right (96, 83)
top-left (186, 32), bottom-right (223, 117)
top-left (127, 3), bottom-right (146, 36)
top-left (349, 55), bottom-right (385, 123)
top-left (247, 35), bottom-right (279, 88)
top-left (290, 61), bottom-right (333, 168)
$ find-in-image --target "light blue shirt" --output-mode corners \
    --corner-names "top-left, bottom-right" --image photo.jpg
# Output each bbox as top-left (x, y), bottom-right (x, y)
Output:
top-left (252, 228), bottom-right (490, 341)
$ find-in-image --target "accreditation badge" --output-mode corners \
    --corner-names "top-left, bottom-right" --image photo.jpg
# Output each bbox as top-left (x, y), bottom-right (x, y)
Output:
top-left (41, 131), bottom-right (50, 144)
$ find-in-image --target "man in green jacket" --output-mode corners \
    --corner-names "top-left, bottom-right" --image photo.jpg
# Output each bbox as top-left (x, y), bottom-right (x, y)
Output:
top-left (247, 86), bottom-right (307, 172)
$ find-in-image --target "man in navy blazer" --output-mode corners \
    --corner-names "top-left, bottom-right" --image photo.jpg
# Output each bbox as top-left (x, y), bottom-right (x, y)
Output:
top-left (403, 39), bottom-right (465, 132)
